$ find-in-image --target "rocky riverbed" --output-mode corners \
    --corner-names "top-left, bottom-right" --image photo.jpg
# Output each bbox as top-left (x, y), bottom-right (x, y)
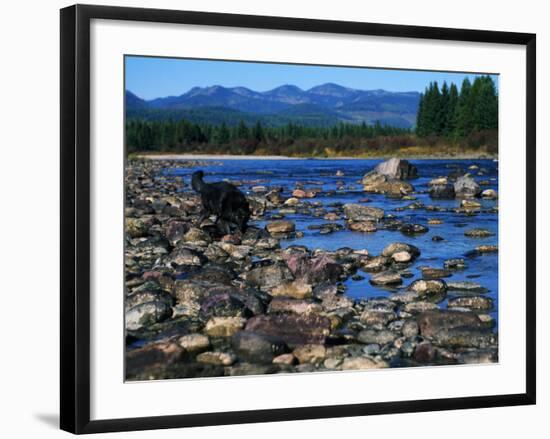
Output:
top-left (125, 157), bottom-right (499, 381)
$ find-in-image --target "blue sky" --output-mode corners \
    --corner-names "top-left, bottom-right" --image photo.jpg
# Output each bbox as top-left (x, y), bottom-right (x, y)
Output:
top-left (125, 56), bottom-right (498, 100)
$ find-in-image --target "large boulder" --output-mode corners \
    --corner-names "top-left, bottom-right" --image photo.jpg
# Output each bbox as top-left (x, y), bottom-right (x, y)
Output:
top-left (454, 175), bottom-right (481, 198)
top-left (374, 158), bottom-right (418, 180)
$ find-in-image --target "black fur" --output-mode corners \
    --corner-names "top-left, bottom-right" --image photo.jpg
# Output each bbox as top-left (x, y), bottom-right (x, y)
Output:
top-left (191, 170), bottom-right (250, 234)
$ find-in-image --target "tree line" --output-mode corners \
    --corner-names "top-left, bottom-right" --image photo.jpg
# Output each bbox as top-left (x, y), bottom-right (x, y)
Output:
top-left (416, 76), bottom-right (498, 139)
top-left (126, 118), bottom-right (410, 155)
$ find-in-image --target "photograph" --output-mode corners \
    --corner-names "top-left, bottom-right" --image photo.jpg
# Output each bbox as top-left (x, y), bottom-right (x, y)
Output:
top-left (123, 56), bottom-right (499, 381)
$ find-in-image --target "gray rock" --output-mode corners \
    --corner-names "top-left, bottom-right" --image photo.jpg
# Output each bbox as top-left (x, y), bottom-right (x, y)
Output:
top-left (374, 158), bottom-right (418, 180)
top-left (454, 175), bottom-right (481, 198)
top-left (343, 204), bottom-right (385, 222)
top-left (357, 329), bottom-right (398, 345)
top-left (232, 331), bottom-right (288, 364)
top-left (125, 300), bottom-right (172, 330)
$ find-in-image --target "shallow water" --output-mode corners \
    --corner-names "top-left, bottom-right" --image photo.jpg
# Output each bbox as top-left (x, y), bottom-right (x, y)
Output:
top-left (166, 158), bottom-right (499, 326)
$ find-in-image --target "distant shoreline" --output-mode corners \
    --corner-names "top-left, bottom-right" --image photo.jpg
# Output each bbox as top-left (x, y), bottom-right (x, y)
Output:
top-left (134, 152), bottom-right (498, 161)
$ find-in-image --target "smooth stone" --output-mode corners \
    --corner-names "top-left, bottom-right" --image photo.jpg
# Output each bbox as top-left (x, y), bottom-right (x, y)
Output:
top-left (244, 263), bottom-right (294, 291)
top-left (232, 331), bottom-right (288, 364)
top-left (402, 320), bottom-right (419, 337)
top-left (392, 251), bottom-right (412, 263)
top-left (454, 175), bottom-right (481, 198)
top-left (481, 189), bottom-right (498, 199)
top-left (125, 300), bottom-right (172, 330)
top-left (444, 258), bottom-right (466, 270)
top-left (196, 351), bottom-right (236, 366)
top-left (204, 316), bottom-right (246, 337)
top-left (293, 344), bottom-right (327, 364)
top-left (343, 204), bottom-right (385, 222)
top-left (360, 309), bottom-right (397, 326)
top-left (407, 279), bottom-right (447, 302)
top-left (270, 353), bottom-right (294, 365)
top-left (268, 297), bottom-right (322, 314)
top-left (270, 280), bottom-right (313, 299)
top-left (348, 221), bottom-right (377, 233)
top-left (341, 356), bottom-right (389, 370)
top-left (448, 296), bottom-right (493, 310)
top-left (370, 270), bottom-right (402, 286)
top-left (447, 281), bottom-right (488, 293)
top-left (266, 220), bottom-right (296, 234)
top-left (357, 329), bottom-right (398, 345)
top-left (374, 158), bottom-right (418, 180)
top-left (382, 242), bottom-right (421, 259)
top-left (400, 224), bottom-right (429, 235)
top-left (245, 313), bottom-right (331, 347)
top-left (417, 310), bottom-right (484, 337)
top-left (177, 334), bottom-right (210, 354)
top-left (464, 228), bottom-right (494, 237)
top-left (421, 267), bottom-right (453, 279)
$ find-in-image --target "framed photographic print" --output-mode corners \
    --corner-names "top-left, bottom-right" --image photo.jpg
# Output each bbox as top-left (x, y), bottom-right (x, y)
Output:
top-left (60, 4), bottom-right (536, 434)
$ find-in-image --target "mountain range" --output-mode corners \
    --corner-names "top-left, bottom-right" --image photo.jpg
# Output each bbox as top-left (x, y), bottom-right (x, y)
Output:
top-left (126, 83), bottom-right (420, 128)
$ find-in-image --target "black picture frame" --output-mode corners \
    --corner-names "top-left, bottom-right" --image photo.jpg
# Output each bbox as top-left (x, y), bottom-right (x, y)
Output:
top-left (60, 4), bottom-right (536, 434)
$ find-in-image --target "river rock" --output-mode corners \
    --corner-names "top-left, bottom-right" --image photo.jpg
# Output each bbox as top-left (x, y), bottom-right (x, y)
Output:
top-left (168, 247), bottom-right (206, 266)
top-left (429, 183), bottom-right (456, 199)
top-left (421, 267), bottom-right (452, 279)
top-left (273, 353), bottom-right (296, 365)
top-left (407, 279), bottom-right (447, 303)
top-left (266, 220), bottom-right (296, 234)
top-left (402, 320), bottom-right (419, 337)
top-left (481, 189), bottom-right (498, 199)
top-left (375, 158), bottom-right (418, 180)
top-left (126, 300), bottom-right (172, 330)
top-left (413, 342), bottom-right (437, 363)
top-left (431, 327), bottom-right (497, 348)
top-left (461, 199), bottom-right (482, 209)
top-left (464, 228), bottom-right (494, 237)
top-left (126, 341), bottom-right (183, 377)
top-left (271, 280), bottom-right (313, 299)
top-left (456, 347), bottom-right (498, 364)
top-left (417, 309), bottom-right (484, 337)
top-left (344, 204), bottom-right (385, 223)
top-left (232, 331), bottom-right (288, 364)
top-left (244, 263), bottom-right (294, 291)
top-left (382, 242), bottom-right (421, 259)
top-left (196, 351), bottom-right (236, 366)
top-left (126, 217), bottom-right (150, 238)
top-left (448, 296), bottom-right (493, 310)
top-left (392, 251), bottom-right (412, 263)
top-left (476, 245), bottom-right (498, 253)
top-left (446, 281), bottom-right (488, 293)
top-left (245, 313), bottom-right (331, 347)
top-left (268, 297), bottom-right (321, 314)
top-left (293, 344), bottom-right (327, 364)
top-left (347, 221), bottom-right (377, 233)
top-left (370, 270), bottom-right (403, 286)
top-left (177, 333), bottom-right (210, 354)
top-left (400, 223), bottom-right (429, 235)
top-left (454, 175), bottom-right (481, 198)
top-left (444, 258), bottom-right (466, 270)
top-left (341, 356), bottom-right (389, 370)
top-left (358, 329), bottom-right (398, 345)
top-left (199, 293), bottom-right (251, 320)
top-left (403, 301), bottom-right (439, 314)
top-left (283, 253), bottom-right (343, 285)
top-left (360, 309), bottom-right (397, 326)
top-left (204, 316), bottom-right (246, 337)
top-left (361, 255), bottom-right (390, 272)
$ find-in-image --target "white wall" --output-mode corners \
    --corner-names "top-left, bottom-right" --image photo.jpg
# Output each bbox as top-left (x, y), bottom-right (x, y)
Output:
top-left (0, 0), bottom-right (546, 437)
